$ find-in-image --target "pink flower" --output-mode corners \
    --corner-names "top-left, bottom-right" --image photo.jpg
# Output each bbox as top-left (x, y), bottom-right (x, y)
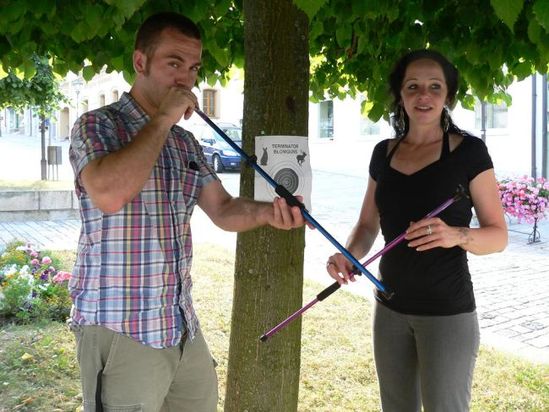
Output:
top-left (31, 259), bottom-right (40, 266)
top-left (52, 271), bottom-right (71, 283)
top-left (30, 251), bottom-right (39, 258)
top-left (498, 176), bottom-right (549, 224)
top-left (41, 256), bottom-right (52, 265)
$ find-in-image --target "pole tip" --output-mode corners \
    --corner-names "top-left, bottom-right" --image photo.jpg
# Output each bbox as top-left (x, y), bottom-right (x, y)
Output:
top-left (259, 334), bottom-right (269, 342)
top-left (381, 288), bottom-right (395, 300)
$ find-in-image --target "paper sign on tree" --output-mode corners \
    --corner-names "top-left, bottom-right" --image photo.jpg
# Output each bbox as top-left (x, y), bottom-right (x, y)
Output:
top-left (254, 135), bottom-right (312, 211)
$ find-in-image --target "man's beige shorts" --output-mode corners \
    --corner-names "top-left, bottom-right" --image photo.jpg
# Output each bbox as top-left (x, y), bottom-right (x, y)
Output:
top-left (70, 323), bottom-right (218, 412)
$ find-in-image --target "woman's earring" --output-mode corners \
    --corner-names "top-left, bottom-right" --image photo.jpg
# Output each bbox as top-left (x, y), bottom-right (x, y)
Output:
top-left (396, 105), bottom-right (406, 134)
top-left (442, 106), bottom-right (450, 133)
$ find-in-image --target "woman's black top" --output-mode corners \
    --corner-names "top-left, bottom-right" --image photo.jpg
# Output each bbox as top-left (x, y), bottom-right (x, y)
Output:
top-left (369, 133), bottom-right (493, 315)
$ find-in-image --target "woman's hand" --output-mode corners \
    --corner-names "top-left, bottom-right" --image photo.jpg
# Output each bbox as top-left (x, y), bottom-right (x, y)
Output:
top-left (405, 217), bottom-right (469, 251)
top-left (326, 253), bottom-right (357, 285)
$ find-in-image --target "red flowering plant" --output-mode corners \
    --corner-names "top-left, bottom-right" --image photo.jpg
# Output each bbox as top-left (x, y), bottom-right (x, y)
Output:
top-left (498, 176), bottom-right (549, 225)
top-left (0, 241), bottom-right (72, 323)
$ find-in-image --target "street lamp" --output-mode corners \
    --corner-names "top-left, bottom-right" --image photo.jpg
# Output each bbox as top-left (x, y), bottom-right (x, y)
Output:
top-left (72, 77), bottom-right (84, 119)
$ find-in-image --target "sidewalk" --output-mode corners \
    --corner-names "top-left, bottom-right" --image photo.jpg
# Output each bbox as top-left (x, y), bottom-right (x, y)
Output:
top-left (0, 132), bottom-right (72, 181)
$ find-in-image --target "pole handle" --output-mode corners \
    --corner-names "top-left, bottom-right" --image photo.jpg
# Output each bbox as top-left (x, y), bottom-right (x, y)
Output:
top-left (317, 282), bottom-right (341, 301)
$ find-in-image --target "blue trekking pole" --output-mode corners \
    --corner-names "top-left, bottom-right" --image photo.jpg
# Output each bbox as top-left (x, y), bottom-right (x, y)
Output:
top-left (194, 108), bottom-right (392, 298)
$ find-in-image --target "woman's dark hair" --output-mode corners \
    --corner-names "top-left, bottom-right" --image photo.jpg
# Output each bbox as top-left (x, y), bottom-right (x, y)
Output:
top-left (389, 49), bottom-right (461, 137)
top-left (135, 12), bottom-right (201, 58)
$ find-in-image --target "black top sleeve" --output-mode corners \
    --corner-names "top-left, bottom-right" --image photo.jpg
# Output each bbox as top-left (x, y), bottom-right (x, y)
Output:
top-left (369, 139), bottom-right (390, 182)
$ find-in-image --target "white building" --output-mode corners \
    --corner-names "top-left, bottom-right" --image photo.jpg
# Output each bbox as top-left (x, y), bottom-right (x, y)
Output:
top-left (47, 70), bottom-right (548, 180)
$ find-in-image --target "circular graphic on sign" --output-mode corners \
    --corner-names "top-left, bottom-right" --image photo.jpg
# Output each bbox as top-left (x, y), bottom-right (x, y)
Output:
top-left (274, 167), bottom-right (299, 194)
top-left (256, 158), bottom-right (308, 208)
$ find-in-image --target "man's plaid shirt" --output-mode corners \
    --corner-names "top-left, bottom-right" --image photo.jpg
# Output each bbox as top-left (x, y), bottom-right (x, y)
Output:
top-left (69, 92), bottom-right (218, 348)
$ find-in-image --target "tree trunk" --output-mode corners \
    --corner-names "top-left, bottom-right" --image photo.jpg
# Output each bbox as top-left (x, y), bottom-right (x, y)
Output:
top-left (224, 1), bottom-right (309, 411)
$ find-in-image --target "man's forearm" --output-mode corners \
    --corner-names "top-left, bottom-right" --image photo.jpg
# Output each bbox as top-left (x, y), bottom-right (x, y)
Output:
top-left (81, 115), bottom-right (172, 213)
top-left (207, 197), bottom-right (272, 232)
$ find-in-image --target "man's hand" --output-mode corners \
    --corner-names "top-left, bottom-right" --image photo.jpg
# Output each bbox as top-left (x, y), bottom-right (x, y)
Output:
top-left (269, 196), bottom-right (313, 230)
top-left (156, 86), bottom-right (198, 125)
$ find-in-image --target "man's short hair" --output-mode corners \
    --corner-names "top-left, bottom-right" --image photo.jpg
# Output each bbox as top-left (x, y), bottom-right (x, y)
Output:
top-left (135, 12), bottom-right (201, 58)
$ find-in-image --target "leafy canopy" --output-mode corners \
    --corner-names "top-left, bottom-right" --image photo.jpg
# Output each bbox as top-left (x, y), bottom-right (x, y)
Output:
top-left (299, 0), bottom-right (549, 119)
top-left (0, 0), bottom-right (548, 120)
top-left (0, 54), bottom-right (66, 117)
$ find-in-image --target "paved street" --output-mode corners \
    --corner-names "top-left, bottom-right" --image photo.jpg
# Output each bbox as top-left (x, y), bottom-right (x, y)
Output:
top-left (0, 132), bottom-right (73, 181)
top-left (1, 132), bottom-right (548, 365)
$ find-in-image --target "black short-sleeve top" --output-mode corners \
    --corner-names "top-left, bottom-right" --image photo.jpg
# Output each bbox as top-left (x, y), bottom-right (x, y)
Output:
top-left (369, 133), bottom-right (493, 315)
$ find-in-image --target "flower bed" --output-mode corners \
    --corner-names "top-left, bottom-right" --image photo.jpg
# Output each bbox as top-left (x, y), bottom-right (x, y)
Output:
top-left (0, 241), bottom-right (72, 323)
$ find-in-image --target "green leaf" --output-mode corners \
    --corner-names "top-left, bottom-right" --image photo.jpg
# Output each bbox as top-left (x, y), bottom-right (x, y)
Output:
top-left (527, 15), bottom-right (542, 43)
top-left (293, 0), bottom-right (329, 21)
top-left (111, 55), bottom-right (125, 72)
top-left (70, 23), bottom-right (89, 43)
top-left (52, 59), bottom-right (69, 76)
top-left (512, 60), bottom-right (534, 79)
top-left (205, 41), bottom-right (230, 68)
top-left (351, 1), bottom-right (369, 16)
top-left (533, 0), bottom-right (549, 31)
top-left (186, 1), bottom-right (211, 22)
top-left (309, 20), bottom-right (326, 52)
top-left (32, 0), bottom-right (56, 19)
top-left (84, 3), bottom-right (104, 33)
top-left (461, 93), bottom-right (476, 110)
top-left (490, 0), bottom-right (524, 32)
top-left (23, 60), bottom-right (36, 79)
top-left (214, 0), bottom-right (233, 16)
top-left (122, 70), bottom-right (135, 85)
top-left (368, 102), bottom-right (385, 122)
top-left (82, 65), bottom-right (95, 81)
top-left (335, 24), bottom-right (352, 48)
top-left (2, 0), bottom-right (28, 23)
top-left (360, 99), bottom-right (374, 116)
top-left (113, 0), bottom-right (146, 19)
top-left (205, 74), bottom-right (217, 88)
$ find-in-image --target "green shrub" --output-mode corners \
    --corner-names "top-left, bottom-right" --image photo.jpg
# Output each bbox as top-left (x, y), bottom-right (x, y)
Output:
top-left (0, 241), bottom-right (72, 324)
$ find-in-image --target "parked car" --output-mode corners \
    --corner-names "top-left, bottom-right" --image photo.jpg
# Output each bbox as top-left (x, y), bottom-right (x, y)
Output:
top-left (191, 122), bottom-right (242, 173)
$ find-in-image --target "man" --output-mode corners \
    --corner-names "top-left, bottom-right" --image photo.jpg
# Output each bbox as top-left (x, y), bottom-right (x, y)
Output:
top-left (68, 12), bottom-right (306, 412)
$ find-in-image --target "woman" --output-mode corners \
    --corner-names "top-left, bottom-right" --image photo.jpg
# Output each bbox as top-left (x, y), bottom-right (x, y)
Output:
top-left (326, 50), bottom-right (507, 411)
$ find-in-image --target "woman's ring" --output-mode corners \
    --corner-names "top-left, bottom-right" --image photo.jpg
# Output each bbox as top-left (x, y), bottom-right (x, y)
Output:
top-left (426, 225), bottom-right (432, 235)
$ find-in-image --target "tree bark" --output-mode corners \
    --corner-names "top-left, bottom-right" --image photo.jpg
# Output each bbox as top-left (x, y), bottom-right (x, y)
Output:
top-left (224, 1), bottom-right (309, 411)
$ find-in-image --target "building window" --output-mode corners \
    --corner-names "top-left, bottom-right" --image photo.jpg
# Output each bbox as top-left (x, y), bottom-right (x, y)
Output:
top-left (8, 108), bottom-right (21, 131)
top-left (319, 100), bottom-right (333, 138)
top-left (360, 117), bottom-right (380, 136)
top-left (112, 90), bottom-right (119, 102)
top-left (99, 94), bottom-right (105, 107)
top-left (475, 101), bottom-right (508, 129)
top-left (202, 89), bottom-right (217, 117)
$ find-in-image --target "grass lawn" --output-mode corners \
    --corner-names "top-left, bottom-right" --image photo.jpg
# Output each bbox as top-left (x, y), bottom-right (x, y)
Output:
top-left (0, 244), bottom-right (547, 411)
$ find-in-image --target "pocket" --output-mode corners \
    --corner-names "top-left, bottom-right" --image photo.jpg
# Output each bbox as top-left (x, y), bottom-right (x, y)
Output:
top-left (101, 332), bottom-right (122, 375)
top-left (67, 320), bottom-right (84, 362)
top-left (181, 168), bottom-right (201, 208)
